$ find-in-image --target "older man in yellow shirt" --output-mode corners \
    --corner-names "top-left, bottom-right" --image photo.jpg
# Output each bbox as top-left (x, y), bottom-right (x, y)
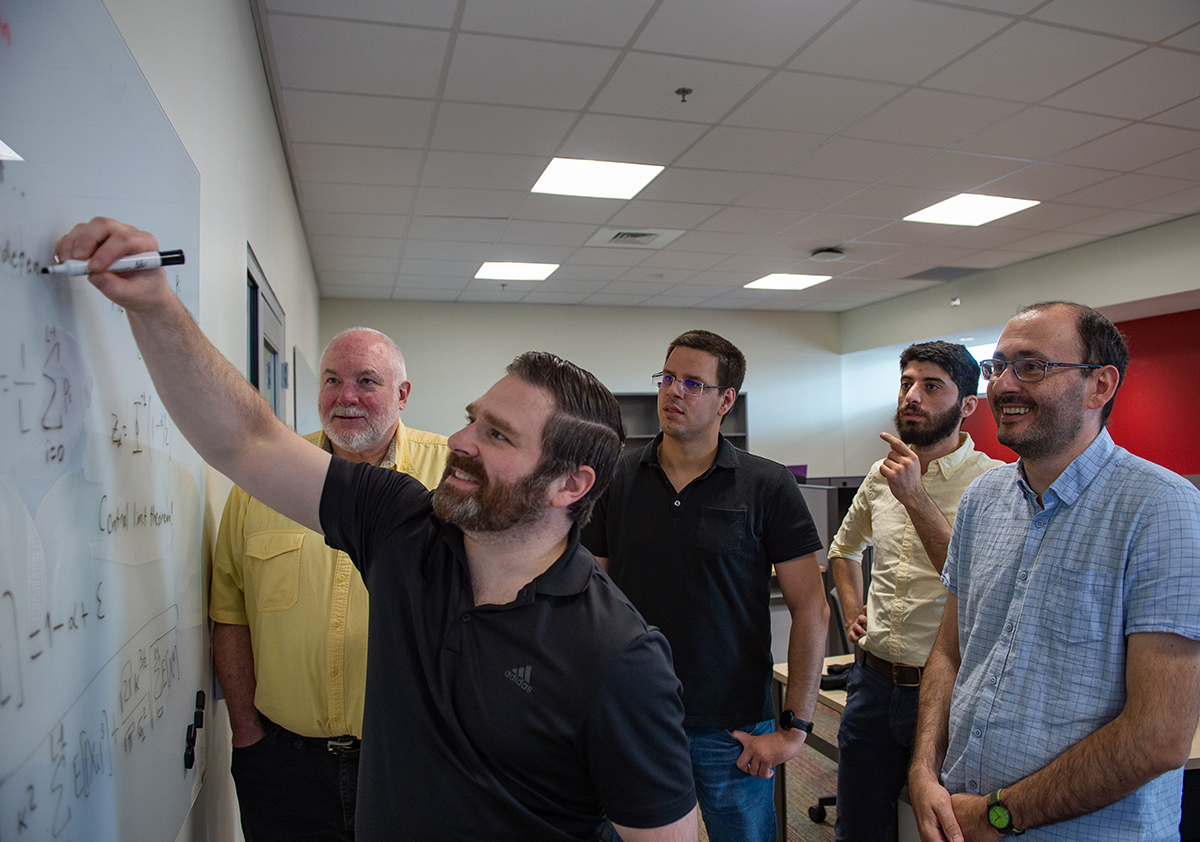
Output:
top-left (210, 327), bottom-right (448, 842)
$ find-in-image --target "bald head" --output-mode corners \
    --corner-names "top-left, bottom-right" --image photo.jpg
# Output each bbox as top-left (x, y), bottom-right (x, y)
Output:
top-left (318, 328), bottom-right (411, 462)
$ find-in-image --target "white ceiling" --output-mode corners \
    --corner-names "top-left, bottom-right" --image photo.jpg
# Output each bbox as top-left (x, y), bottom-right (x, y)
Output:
top-left (252, 0), bottom-right (1200, 312)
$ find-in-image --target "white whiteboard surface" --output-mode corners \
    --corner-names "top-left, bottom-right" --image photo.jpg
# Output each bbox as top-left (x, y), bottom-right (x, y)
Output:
top-left (0, 2), bottom-right (206, 840)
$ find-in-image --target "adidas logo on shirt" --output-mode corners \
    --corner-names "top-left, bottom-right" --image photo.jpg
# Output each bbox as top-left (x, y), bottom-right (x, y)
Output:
top-left (505, 665), bottom-right (533, 693)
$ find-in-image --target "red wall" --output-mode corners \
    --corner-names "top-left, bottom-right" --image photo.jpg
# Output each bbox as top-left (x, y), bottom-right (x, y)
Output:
top-left (960, 307), bottom-right (1200, 476)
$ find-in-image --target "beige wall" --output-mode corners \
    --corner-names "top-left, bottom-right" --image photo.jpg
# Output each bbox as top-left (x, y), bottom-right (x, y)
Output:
top-left (102, 1), bottom-right (320, 840)
top-left (320, 301), bottom-right (848, 475)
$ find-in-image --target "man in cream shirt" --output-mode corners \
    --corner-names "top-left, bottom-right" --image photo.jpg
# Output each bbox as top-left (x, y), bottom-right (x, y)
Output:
top-left (210, 328), bottom-right (448, 842)
top-left (829, 341), bottom-right (1002, 842)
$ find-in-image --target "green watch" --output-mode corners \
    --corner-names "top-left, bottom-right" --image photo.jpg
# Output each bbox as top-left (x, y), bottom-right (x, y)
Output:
top-left (986, 789), bottom-right (1024, 836)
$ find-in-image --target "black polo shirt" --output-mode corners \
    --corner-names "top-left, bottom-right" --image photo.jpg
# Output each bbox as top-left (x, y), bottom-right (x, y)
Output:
top-left (320, 457), bottom-right (696, 841)
top-left (582, 434), bottom-right (822, 728)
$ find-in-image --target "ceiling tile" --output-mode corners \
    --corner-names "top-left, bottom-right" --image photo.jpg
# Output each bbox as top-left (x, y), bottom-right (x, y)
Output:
top-left (460, 0), bottom-right (656, 45)
top-left (726, 72), bottom-right (904, 134)
top-left (406, 217), bottom-right (507, 241)
top-left (512, 194), bottom-right (627, 224)
top-left (662, 230), bottom-right (769, 254)
top-left (1052, 123), bottom-right (1200, 170)
top-left (639, 294), bottom-right (715, 308)
top-left (637, 167), bottom-right (766, 205)
top-left (420, 151), bottom-right (549, 190)
top-left (390, 289), bottom-right (462, 301)
top-left (319, 268), bottom-right (396, 287)
top-left (790, 0), bottom-right (1010, 84)
top-left (826, 183), bottom-right (954, 218)
top-left (734, 176), bottom-right (866, 211)
top-left (265, 0), bottom-right (456, 27)
top-left (313, 254), bottom-right (400, 275)
top-left (1031, 0), bottom-right (1200, 43)
top-left (300, 183), bottom-right (416, 215)
top-left (565, 247), bottom-right (651, 266)
top-left (1057, 173), bottom-right (1196, 208)
top-left (583, 292), bottom-right (658, 306)
top-left (537, 277), bottom-right (614, 291)
top-left (399, 258), bottom-right (481, 277)
top-left (1165, 24), bottom-right (1200, 51)
top-left (951, 106), bottom-right (1130, 160)
top-left (1004, 230), bottom-right (1105, 254)
top-left (696, 207), bottom-right (809, 235)
top-left (982, 163), bottom-right (1116, 201)
top-left (321, 283), bottom-right (397, 299)
top-left (634, 0), bottom-right (851, 65)
top-left (412, 187), bottom-right (525, 218)
top-left (290, 144), bottom-right (424, 186)
top-left (1133, 184), bottom-right (1200, 215)
top-left (925, 22), bottom-right (1141, 103)
top-left (308, 235), bottom-right (404, 259)
top-left (1138, 147), bottom-right (1200, 179)
top-left (593, 53), bottom-right (771, 123)
top-left (945, 249), bottom-right (1038, 269)
top-left (1045, 48), bottom-right (1200, 120)
top-left (269, 15), bottom-right (448, 97)
top-left (674, 126), bottom-right (827, 172)
top-left (558, 115), bottom-right (709, 166)
top-left (883, 151), bottom-right (1031, 192)
top-left (636, 251), bottom-right (727, 271)
top-left (430, 103), bottom-right (576, 155)
top-left (304, 211), bottom-right (408, 239)
top-left (520, 291), bottom-right (592, 305)
top-left (486, 244), bottom-right (576, 262)
top-left (977, 200), bottom-right (1103, 229)
top-left (444, 34), bottom-right (619, 109)
top-left (1151, 96), bottom-right (1200, 131)
top-left (498, 220), bottom-right (599, 246)
top-left (843, 88), bottom-right (1025, 148)
top-left (1058, 208), bottom-right (1179, 235)
top-left (782, 137), bottom-right (936, 182)
top-left (402, 240), bottom-right (493, 261)
top-left (934, 224), bottom-right (1041, 250)
top-left (779, 213), bottom-right (894, 244)
top-left (281, 91), bottom-right (435, 147)
top-left (606, 200), bottom-right (722, 229)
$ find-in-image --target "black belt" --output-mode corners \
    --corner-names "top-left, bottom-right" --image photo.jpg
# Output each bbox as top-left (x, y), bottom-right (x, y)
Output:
top-left (862, 650), bottom-right (923, 687)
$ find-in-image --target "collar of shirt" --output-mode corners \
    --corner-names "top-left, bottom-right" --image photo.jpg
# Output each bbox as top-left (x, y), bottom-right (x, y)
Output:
top-left (1016, 428), bottom-right (1115, 509)
top-left (315, 422), bottom-right (401, 468)
top-left (640, 431), bottom-right (741, 479)
top-left (440, 522), bottom-right (595, 606)
top-left (925, 432), bottom-right (978, 480)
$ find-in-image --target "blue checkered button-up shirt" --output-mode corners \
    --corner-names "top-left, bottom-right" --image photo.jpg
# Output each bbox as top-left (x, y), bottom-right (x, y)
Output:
top-left (942, 429), bottom-right (1200, 840)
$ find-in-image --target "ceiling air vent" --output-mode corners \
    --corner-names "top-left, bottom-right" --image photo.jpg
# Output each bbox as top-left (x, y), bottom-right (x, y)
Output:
top-left (584, 227), bottom-right (686, 249)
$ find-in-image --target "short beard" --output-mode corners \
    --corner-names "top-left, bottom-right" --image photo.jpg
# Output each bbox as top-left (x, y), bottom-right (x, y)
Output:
top-left (432, 453), bottom-right (555, 533)
top-left (323, 408), bottom-right (396, 455)
top-left (894, 401), bottom-right (963, 448)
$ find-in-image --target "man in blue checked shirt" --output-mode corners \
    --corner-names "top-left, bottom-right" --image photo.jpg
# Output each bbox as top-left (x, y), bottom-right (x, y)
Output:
top-left (908, 301), bottom-right (1200, 841)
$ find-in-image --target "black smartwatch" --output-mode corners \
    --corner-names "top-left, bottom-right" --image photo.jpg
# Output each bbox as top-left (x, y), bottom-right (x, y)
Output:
top-left (779, 709), bottom-right (813, 733)
top-left (986, 789), bottom-right (1024, 836)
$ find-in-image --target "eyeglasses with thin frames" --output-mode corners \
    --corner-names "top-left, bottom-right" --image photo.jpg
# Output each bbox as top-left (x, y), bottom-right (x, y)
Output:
top-left (652, 372), bottom-right (724, 397)
top-left (980, 358), bottom-right (1102, 383)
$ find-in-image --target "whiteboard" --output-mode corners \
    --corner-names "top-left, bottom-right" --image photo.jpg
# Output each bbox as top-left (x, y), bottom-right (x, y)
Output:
top-left (0, 2), bottom-right (207, 840)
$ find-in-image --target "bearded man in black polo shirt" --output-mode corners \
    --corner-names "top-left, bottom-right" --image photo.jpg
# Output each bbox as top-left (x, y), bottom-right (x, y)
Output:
top-left (583, 329), bottom-right (829, 842)
top-left (58, 217), bottom-right (699, 842)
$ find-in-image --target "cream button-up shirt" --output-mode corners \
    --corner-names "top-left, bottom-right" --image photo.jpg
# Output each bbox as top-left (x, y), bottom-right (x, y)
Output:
top-left (828, 433), bottom-right (1003, 667)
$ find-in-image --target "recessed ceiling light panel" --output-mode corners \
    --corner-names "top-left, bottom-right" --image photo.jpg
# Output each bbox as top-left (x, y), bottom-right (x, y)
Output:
top-left (475, 262), bottom-right (559, 281)
top-left (0, 139), bottom-right (24, 161)
top-left (531, 157), bottom-right (664, 200)
top-left (904, 194), bottom-right (1039, 227)
top-left (745, 273), bottom-right (831, 291)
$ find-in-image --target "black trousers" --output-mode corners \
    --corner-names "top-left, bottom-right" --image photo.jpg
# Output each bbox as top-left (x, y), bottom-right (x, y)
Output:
top-left (231, 718), bottom-right (359, 842)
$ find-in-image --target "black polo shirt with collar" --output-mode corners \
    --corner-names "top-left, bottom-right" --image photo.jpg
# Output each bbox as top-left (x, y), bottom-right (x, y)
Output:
top-left (320, 457), bottom-right (696, 841)
top-left (582, 434), bottom-right (822, 728)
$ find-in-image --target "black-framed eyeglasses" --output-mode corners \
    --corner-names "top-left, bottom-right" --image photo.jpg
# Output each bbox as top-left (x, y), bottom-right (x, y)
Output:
top-left (980, 358), bottom-right (1103, 383)
top-left (652, 372), bottom-right (723, 397)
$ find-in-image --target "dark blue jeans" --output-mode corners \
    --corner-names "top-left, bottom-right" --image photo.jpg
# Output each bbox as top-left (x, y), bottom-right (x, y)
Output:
top-left (687, 719), bottom-right (777, 842)
top-left (834, 661), bottom-right (919, 842)
top-left (230, 718), bottom-right (359, 842)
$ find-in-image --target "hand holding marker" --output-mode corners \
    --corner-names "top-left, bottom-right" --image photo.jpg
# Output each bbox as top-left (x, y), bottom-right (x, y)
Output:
top-left (42, 249), bottom-right (185, 276)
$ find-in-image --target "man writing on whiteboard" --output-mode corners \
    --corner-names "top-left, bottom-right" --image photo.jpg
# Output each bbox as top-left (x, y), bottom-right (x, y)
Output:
top-left (210, 327), bottom-right (448, 841)
top-left (60, 216), bottom-right (699, 841)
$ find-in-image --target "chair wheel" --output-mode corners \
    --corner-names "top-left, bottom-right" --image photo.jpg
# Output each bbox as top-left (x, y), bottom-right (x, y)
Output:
top-left (809, 804), bottom-right (827, 823)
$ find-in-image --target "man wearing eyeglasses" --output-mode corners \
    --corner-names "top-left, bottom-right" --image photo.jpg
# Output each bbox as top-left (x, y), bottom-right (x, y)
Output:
top-left (909, 302), bottom-right (1200, 841)
top-left (582, 329), bottom-right (829, 842)
top-left (828, 342), bottom-right (1002, 842)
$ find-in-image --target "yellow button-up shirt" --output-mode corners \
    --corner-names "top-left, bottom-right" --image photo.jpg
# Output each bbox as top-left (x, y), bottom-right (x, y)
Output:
top-left (828, 433), bottom-right (1003, 667)
top-left (209, 421), bottom-right (449, 738)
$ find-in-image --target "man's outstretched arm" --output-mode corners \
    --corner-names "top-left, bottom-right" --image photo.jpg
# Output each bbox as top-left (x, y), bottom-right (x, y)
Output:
top-left (57, 217), bottom-right (329, 530)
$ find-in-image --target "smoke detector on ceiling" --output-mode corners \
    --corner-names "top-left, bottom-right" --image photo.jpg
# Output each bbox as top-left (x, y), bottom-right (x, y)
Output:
top-left (809, 247), bottom-right (845, 262)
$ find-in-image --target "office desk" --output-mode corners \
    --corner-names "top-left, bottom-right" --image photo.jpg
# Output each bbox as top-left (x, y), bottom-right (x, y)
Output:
top-left (772, 656), bottom-right (1200, 842)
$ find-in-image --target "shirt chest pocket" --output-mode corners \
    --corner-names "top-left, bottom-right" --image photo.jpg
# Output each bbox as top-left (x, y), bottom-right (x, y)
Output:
top-left (696, 506), bottom-right (747, 556)
top-left (245, 530), bottom-right (304, 612)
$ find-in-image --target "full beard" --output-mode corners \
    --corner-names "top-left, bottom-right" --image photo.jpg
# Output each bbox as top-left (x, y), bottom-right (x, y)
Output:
top-left (323, 408), bottom-right (394, 454)
top-left (894, 402), bottom-right (962, 448)
top-left (432, 453), bottom-right (553, 533)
